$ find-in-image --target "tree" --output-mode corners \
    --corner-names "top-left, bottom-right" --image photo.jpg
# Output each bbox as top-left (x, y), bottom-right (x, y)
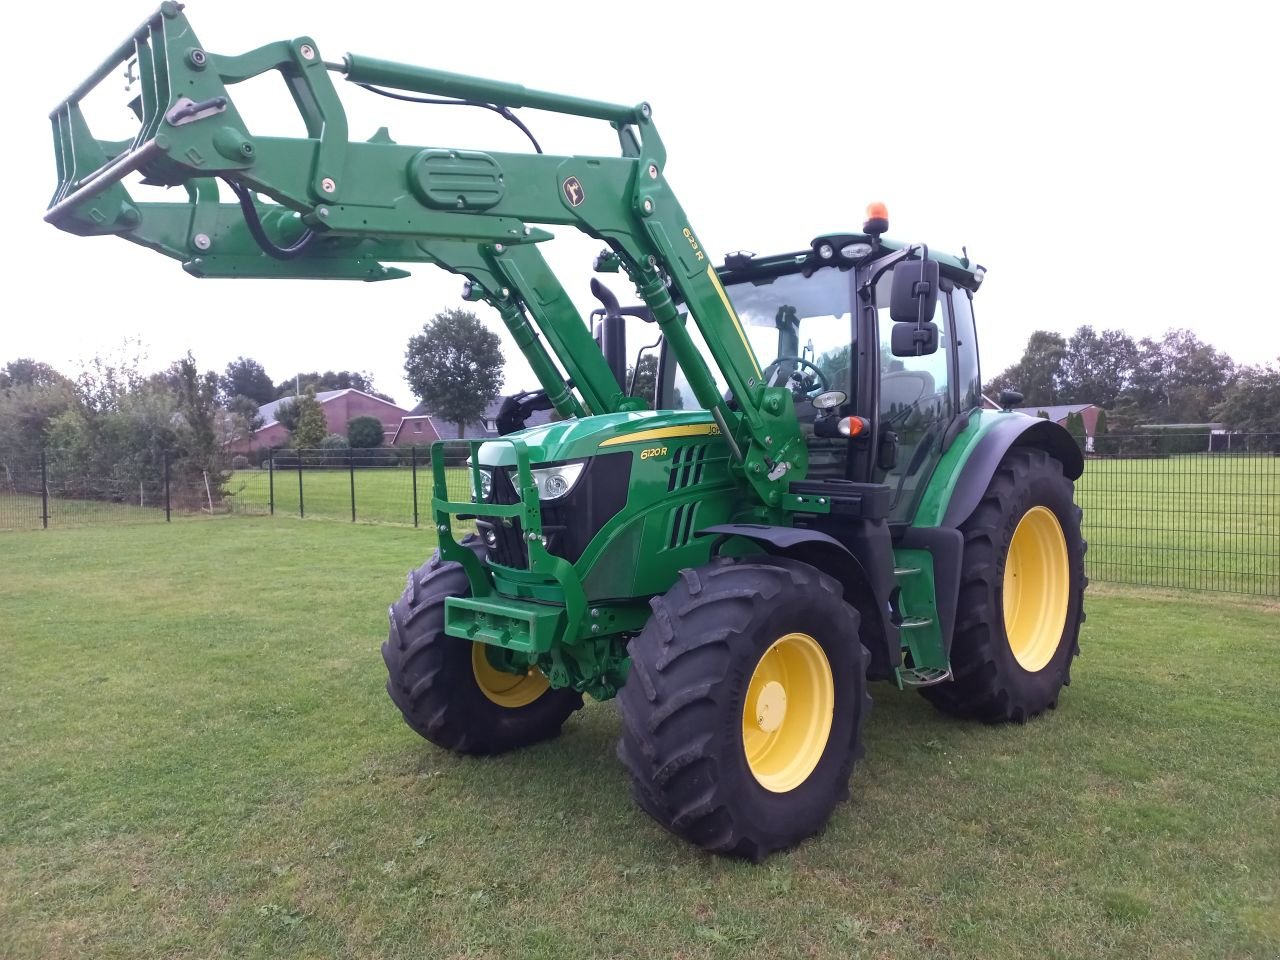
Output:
top-left (169, 353), bottom-right (227, 489)
top-left (1093, 408), bottom-right (1115, 455)
top-left (219, 357), bottom-right (276, 405)
top-left (226, 394), bottom-right (263, 434)
top-left (404, 308), bottom-right (505, 437)
top-left (1213, 360), bottom-right (1280, 436)
top-left (291, 390), bottom-right (328, 448)
top-left (626, 353), bottom-right (659, 406)
top-left (1, 358), bottom-right (70, 392)
top-left (1065, 410), bottom-right (1087, 449)
top-left (983, 331), bottom-right (1067, 408)
top-left (275, 370), bottom-right (393, 403)
top-left (1057, 326), bottom-right (1137, 408)
top-left (1127, 329), bottom-right (1234, 424)
top-left (0, 362), bottom-right (75, 479)
top-left (347, 415), bottom-right (384, 448)
top-left (274, 398), bottom-right (301, 434)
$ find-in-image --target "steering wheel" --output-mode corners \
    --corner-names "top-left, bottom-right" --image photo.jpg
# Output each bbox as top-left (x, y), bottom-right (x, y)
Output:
top-left (762, 356), bottom-right (830, 401)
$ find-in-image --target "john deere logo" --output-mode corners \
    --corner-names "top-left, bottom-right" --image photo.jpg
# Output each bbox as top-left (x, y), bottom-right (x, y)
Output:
top-left (563, 176), bottom-right (585, 207)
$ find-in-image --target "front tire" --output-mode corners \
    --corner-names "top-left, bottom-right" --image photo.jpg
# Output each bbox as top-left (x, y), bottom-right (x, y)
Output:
top-left (618, 556), bottom-right (870, 861)
top-left (921, 446), bottom-right (1086, 723)
top-left (383, 547), bottom-right (582, 755)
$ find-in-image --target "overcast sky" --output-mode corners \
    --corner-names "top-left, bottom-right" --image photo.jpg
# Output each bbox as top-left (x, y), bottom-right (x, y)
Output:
top-left (5, 1), bottom-right (1277, 408)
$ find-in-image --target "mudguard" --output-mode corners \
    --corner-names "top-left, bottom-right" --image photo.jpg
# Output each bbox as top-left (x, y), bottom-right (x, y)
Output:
top-left (941, 415), bottom-right (1083, 529)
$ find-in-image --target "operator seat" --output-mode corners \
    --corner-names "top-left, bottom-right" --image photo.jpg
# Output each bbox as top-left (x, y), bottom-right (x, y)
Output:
top-left (880, 368), bottom-right (934, 420)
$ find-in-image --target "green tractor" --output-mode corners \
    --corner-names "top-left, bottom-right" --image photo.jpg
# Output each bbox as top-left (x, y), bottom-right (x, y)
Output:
top-left (47, 6), bottom-right (1086, 859)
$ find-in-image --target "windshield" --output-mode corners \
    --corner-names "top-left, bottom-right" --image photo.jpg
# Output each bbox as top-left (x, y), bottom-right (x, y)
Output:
top-left (666, 266), bottom-right (854, 409)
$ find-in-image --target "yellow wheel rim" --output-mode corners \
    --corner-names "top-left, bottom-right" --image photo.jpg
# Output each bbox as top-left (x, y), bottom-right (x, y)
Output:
top-left (1003, 505), bottom-right (1071, 672)
top-left (742, 632), bottom-right (835, 793)
top-left (471, 643), bottom-right (549, 708)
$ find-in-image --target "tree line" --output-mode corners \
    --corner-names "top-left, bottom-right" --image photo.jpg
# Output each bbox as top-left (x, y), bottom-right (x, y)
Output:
top-left (0, 346), bottom-right (392, 501)
top-left (985, 326), bottom-right (1280, 434)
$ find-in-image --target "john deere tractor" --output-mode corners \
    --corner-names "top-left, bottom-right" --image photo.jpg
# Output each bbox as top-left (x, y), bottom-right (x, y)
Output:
top-left (47, 5), bottom-right (1086, 859)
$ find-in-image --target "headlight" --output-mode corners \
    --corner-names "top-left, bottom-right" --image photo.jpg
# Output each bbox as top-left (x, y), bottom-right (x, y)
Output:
top-left (530, 462), bottom-right (585, 501)
top-left (466, 460), bottom-right (493, 501)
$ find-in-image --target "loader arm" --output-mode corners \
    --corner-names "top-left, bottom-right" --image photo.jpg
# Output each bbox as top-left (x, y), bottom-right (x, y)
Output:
top-left (45, 3), bottom-right (806, 509)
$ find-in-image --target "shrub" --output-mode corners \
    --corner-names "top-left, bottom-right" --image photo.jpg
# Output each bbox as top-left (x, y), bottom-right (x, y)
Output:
top-left (347, 415), bottom-right (385, 449)
top-left (231, 454), bottom-right (250, 470)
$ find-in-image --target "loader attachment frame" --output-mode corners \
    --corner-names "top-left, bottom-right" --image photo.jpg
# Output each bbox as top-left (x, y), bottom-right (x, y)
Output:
top-left (46, 2), bottom-right (808, 511)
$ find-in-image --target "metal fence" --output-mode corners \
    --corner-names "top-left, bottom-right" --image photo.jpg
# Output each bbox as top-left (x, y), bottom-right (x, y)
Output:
top-left (225, 446), bottom-right (438, 526)
top-left (0, 449), bottom-right (178, 529)
top-left (5, 436), bottom-right (1279, 597)
top-left (1073, 433), bottom-right (1279, 596)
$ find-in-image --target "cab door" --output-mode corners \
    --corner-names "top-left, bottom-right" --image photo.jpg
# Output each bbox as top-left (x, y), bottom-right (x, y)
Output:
top-left (868, 264), bottom-right (958, 521)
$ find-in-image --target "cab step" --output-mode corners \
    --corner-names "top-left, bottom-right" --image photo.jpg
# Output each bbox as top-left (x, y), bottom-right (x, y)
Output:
top-left (900, 616), bottom-right (934, 629)
top-left (897, 666), bottom-right (952, 687)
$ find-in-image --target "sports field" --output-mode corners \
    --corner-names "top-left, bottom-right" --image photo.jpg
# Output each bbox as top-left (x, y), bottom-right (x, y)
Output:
top-left (2, 520), bottom-right (1276, 959)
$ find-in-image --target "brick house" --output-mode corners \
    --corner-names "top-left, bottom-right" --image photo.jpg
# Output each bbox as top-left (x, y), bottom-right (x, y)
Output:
top-left (235, 389), bottom-right (410, 451)
top-left (389, 414), bottom-right (443, 447)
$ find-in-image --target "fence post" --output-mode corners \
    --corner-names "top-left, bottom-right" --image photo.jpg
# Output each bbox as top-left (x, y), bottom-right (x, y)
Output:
top-left (349, 447), bottom-right (357, 523)
top-left (411, 445), bottom-right (419, 528)
top-left (297, 451), bottom-right (305, 519)
top-left (163, 452), bottom-right (171, 522)
top-left (40, 448), bottom-right (49, 529)
top-left (268, 449), bottom-right (274, 516)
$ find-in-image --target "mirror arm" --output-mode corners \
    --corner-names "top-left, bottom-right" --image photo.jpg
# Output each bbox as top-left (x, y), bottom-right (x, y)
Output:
top-left (858, 243), bottom-right (927, 300)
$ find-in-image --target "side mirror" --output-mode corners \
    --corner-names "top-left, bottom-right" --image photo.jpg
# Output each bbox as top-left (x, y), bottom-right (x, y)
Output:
top-left (891, 321), bottom-right (939, 357)
top-left (890, 258), bottom-right (940, 324)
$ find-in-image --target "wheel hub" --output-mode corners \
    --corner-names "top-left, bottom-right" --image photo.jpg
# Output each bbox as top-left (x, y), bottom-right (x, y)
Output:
top-left (755, 680), bottom-right (788, 732)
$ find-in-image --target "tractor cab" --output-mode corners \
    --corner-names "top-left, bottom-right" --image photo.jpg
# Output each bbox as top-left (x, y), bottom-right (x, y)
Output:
top-left (657, 207), bottom-right (985, 523)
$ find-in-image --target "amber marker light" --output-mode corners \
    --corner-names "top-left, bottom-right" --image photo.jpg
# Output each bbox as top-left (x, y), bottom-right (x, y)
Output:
top-left (839, 416), bottom-right (869, 438)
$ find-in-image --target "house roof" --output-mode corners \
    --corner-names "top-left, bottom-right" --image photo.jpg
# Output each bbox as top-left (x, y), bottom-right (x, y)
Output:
top-left (1013, 403), bottom-right (1097, 422)
top-left (255, 389), bottom-right (407, 429)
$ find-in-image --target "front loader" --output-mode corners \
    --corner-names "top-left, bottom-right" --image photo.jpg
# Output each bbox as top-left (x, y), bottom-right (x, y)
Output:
top-left (47, 5), bottom-right (1087, 860)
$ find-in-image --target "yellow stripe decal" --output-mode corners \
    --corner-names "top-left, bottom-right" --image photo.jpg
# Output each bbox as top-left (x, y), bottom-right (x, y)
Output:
top-left (599, 423), bottom-right (721, 447)
top-left (706, 264), bottom-right (763, 379)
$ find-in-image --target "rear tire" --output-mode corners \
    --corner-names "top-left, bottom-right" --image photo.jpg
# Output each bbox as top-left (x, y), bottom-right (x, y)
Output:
top-left (921, 446), bottom-right (1086, 723)
top-left (383, 544), bottom-right (582, 755)
top-left (618, 556), bottom-right (870, 861)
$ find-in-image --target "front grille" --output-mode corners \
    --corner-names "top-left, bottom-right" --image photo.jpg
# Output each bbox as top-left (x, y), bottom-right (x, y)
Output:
top-left (475, 454), bottom-right (631, 571)
top-left (482, 470), bottom-right (529, 568)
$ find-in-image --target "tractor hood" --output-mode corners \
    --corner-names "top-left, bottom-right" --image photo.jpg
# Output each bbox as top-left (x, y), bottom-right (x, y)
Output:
top-left (476, 410), bottom-right (726, 467)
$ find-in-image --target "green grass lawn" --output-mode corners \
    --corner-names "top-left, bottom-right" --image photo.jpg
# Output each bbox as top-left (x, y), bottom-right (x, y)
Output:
top-left (2, 520), bottom-right (1276, 959)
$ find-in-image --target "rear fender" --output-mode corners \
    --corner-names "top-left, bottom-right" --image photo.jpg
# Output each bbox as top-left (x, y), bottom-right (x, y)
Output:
top-left (940, 416), bottom-right (1083, 529)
